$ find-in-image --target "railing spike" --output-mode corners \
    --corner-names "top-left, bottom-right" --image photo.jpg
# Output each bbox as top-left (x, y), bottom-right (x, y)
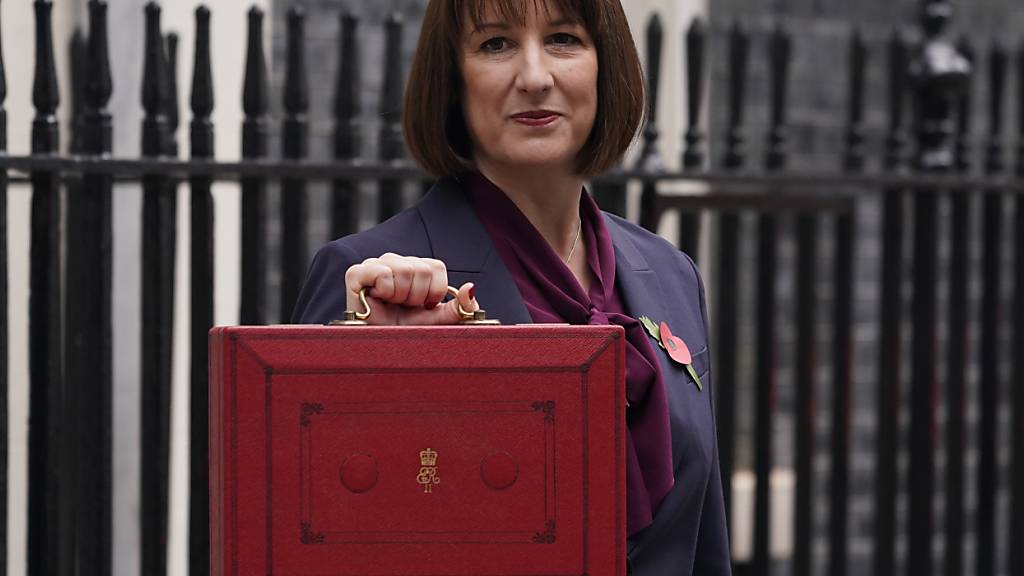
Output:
top-left (682, 17), bottom-right (706, 170)
top-left (985, 41), bottom-right (1008, 174)
top-left (284, 6), bottom-right (309, 116)
top-left (765, 23), bottom-right (792, 171)
top-left (334, 12), bottom-right (361, 158)
top-left (32, 0), bottom-right (59, 153)
top-left (723, 20), bottom-right (749, 170)
top-left (142, 2), bottom-right (165, 121)
top-left (954, 36), bottom-right (974, 172)
top-left (164, 32), bottom-right (180, 156)
top-left (141, 1), bottom-right (168, 157)
top-left (191, 6), bottom-right (213, 120)
top-left (1018, 40), bottom-right (1024, 176)
top-left (885, 30), bottom-right (910, 171)
top-left (379, 12), bottom-right (405, 163)
top-left (243, 7), bottom-right (269, 118)
top-left (639, 13), bottom-right (664, 171)
top-left (843, 29), bottom-right (867, 172)
top-left (333, 11), bottom-right (362, 238)
top-left (190, 5), bottom-right (213, 157)
top-left (86, 0), bottom-right (112, 113)
top-left (378, 13), bottom-right (406, 220)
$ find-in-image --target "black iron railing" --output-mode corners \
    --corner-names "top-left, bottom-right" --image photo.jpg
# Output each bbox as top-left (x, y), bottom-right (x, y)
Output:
top-left (0, 0), bottom-right (1021, 575)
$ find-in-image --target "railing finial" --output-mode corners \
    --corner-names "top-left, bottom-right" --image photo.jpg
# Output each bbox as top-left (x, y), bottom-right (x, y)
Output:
top-left (379, 13), bottom-right (405, 163)
top-left (190, 5), bottom-right (214, 159)
top-left (953, 35), bottom-right (974, 173)
top-left (723, 20), bottom-right (749, 170)
top-left (334, 12), bottom-right (361, 160)
top-left (765, 22), bottom-right (792, 171)
top-left (682, 17), bottom-right (706, 170)
top-left (86, 0), bottom-right (112, 113)
top-left (843, 29), bottom-right (867, 172)
top-left (33, 0), bottom-right (60, 153)
top-left (284, 6), bottom-right (309, 116)
top-left (984, 40), bottom-right (1008, 174)
top-left (639, 13), bottom-right (664, 171)
top-left (243, 7), bottom-right (269, 118)
top-left (141, 1), bottom-right (168, 157)
top-left (164, 32), bottom-right (180, 156)
top-left (885, 30), bottom-right (910, 171)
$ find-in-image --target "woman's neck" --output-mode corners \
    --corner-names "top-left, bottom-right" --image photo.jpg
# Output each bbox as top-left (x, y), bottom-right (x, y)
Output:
top-left (475, 161), bottom-right (584, 261)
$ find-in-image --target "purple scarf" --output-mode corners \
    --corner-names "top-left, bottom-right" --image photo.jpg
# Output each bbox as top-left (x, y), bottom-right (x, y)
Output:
top-left (465, 172), bottom-right (674, 536)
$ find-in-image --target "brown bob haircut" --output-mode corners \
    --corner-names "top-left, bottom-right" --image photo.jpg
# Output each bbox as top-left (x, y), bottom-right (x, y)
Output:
top-left (402, 0), bottom-right (646, 178)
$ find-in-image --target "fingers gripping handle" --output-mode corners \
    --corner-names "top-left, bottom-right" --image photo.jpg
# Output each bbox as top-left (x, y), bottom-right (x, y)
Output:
top-left (331, 286), bottom-right (500, 326)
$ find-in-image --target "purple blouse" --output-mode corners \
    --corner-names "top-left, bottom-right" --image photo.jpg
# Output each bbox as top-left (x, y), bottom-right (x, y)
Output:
top-left (465, 172), bottom-right (675, 536)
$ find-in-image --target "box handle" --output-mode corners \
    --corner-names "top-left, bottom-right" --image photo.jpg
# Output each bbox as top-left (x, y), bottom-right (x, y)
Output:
top-left (330, 286), bottom-right (501, 326)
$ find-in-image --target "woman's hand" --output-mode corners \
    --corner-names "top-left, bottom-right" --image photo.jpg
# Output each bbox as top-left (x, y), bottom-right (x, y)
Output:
top-left (344, 253), bottom-right (479, 325)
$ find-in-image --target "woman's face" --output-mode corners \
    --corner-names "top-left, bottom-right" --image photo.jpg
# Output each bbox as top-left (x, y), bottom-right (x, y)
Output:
top-left (459, 2), bottom-right (598, 173)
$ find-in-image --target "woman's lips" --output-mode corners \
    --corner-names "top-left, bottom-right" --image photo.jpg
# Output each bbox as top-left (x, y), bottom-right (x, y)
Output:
top-left (511, 111), bottom-right (560, 127)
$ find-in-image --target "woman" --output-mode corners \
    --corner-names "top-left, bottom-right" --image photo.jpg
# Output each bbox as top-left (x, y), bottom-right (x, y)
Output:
top-left (293, 0), bottom-right (731, 573)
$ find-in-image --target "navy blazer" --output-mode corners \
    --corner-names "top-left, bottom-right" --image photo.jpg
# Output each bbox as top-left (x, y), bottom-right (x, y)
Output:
top-left (292, 178), bottom-right (732, 576)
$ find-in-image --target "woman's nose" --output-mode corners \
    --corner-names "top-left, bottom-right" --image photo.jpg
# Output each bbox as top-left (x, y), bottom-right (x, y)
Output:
top-left (514, 43), bottom-right (554, 94)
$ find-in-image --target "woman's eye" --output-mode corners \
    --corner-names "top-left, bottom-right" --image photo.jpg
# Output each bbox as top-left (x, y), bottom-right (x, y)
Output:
top-left (480, 37), bottom-right (509, 53)
top-left (549, 33), bottom-right (582, 47)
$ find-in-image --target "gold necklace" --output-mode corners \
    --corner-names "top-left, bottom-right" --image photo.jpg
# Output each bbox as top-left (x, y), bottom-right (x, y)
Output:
top-left (564, 216), bottom-right (582, 264)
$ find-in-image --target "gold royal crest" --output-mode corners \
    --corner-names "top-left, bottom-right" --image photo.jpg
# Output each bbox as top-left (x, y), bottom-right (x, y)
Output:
top-left (416, 448), bottom-right (440, 494)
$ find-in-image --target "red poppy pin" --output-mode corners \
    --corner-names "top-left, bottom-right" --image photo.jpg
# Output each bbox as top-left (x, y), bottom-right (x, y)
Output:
top-left (639, 316), bottom-right (703, 391)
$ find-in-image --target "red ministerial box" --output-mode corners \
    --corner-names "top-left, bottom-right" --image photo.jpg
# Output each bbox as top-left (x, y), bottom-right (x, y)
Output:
top-left (209, 325), bottom-right (626, 576)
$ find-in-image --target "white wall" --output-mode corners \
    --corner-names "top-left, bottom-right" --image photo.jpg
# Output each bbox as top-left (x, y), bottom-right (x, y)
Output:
top-left (5, 0), bottom-right (264, 574)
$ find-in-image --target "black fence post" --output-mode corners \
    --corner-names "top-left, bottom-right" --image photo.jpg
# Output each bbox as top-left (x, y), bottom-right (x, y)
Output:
top-left (755, 23), bottom-right (790, 576)
top-left (977, 39), bottom-right (1006, 576)
top-left (189, 6), bottom-right (214, 575)
top-left (1013, 38), bottom-right (1024, 576)
top-left (332, 12), bottom-right (361, 239)
top-left (0, 0), bottom-right (7, 570)
top-left (638, 14), bottom-right (664, 233)
top-left (66, 1), bottom-right (114, 573)
top-left (874, 29), bottom-right (909, 576)
top-left (165, 33), bottom-right (180, 158)
top-left (378, 14), bottom-right (405, 221)
top-left (679, 17), bottom-right (706, 257)
top-left (241, 7), bottom-right (269, 325)
top-left (281, 6), bottom-right (310, 320)
top-left (944, 34), bottom-right (974, 576)
top-left (28, 1), bottom-right (68, 574)
top-left (907, 3), bottom-right (968, 575)
top-left (140, 3), bottom-right (175, 575)
top-left (715, 20), bottom-right (749, 542)
top-left (831, 29), bottom-right (866, 576)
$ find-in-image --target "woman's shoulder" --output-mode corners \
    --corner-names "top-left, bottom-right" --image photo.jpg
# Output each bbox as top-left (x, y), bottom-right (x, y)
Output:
top-left (602, 211), bottom-right (702, 284)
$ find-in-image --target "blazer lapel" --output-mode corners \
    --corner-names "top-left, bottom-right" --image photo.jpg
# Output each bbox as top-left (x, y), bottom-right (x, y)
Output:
top-left (605, 214), bottom-right (695, 475)
top-left (417, 178), bottom-right (532, 325)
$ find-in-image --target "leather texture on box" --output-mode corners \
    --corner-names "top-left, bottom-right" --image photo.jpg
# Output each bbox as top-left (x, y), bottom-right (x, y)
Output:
top-left (209, 324), bottom-right (626, 576)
